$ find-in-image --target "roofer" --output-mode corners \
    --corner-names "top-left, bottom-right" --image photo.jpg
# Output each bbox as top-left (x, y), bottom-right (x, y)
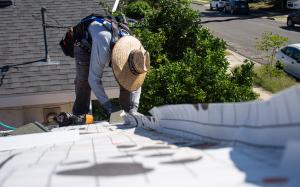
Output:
top-left (58, 15), bottom-right (150, 125)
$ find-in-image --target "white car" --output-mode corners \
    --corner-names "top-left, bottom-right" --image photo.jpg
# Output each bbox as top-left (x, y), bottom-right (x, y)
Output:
top-left (275, 43), bottom-right (300, 79)
top-left (210, 0), bottom-right (226, 11)
top-left (287, 0), bottom-right (300, 9)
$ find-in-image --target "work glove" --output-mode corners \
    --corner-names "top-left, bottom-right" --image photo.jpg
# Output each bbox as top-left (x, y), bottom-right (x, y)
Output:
top-left (54, 112), bottom-right (85, 127)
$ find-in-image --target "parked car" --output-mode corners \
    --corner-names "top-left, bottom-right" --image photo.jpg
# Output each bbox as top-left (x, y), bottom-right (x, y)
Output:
top-left (210, 0), bottom-right (226, 11)
top-left (275, 43), bottom-right (300, 79)
top-left (287, 10), bottom-right (300, 27)
top-left (286, 0), bottom-right (300, 9)
top-left (223, 0), bottom-right (249, 14)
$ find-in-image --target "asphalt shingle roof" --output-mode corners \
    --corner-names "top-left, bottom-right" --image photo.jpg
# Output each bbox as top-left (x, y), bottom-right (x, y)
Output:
top-left (0, 0), bottom-right (118, 98)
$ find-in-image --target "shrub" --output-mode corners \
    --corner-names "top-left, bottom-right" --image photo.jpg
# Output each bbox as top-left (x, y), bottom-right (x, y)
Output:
top-left (126, 1), bottom-right (152, 19)
top-left (92, 99), bottom-right (122, 120)
top-left (133, 28), bottom-right (168, 68)
top-left (124, 0), bottom-right (257, 113)
top-left (231, 60), bottom-right (255, 88)
top-left (146, 0), bottom-right (201, 60)
top-left (139, 50), bottom-right (257, 113)
top-left (256, 32), bottom-right (288, 66)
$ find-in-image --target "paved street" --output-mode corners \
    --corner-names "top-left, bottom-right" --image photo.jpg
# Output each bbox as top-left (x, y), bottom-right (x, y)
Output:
top-left (192, 4), bottom-right (300, 64)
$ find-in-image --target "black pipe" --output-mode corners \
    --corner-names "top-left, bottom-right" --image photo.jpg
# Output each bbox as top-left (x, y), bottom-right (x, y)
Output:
top-left (41, 7), bottom-right (50, 62)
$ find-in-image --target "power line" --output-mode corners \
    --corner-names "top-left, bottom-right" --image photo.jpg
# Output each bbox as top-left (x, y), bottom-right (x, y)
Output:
top-left (0, 59), bottom-right (45, 87)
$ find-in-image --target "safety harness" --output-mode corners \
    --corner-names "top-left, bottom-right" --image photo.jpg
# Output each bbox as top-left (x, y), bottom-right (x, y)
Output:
top-left (60, 14), bottom-right (131, 59)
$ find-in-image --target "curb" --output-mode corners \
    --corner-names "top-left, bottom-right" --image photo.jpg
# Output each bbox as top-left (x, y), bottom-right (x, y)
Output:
top-left (226, 47), bottom-right (260, 65)
top-left (250, 10), bottom-right (289, 23)
top-left (226, 49), bottom-right (261, 68)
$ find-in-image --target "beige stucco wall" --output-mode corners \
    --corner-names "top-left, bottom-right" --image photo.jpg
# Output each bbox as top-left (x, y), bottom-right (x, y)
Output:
top-left (0, 102), bottom-right (73, 128)
top-left (0, 88), bottom-right (119, 127)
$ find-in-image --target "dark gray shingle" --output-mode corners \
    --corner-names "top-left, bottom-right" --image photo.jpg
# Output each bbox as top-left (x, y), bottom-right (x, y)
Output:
top-left (0, 0), bottom-right (117, 97)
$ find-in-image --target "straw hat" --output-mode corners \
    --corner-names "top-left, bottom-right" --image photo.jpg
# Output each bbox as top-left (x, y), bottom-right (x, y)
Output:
top-left (111, 36), bottom-right (150, 92)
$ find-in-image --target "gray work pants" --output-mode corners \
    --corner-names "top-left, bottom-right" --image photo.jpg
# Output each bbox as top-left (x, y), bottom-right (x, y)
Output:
top-left (72, 46), bottom-right (141, 115)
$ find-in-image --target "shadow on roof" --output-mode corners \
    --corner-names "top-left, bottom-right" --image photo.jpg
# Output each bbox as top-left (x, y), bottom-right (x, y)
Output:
top-left (56, 162), bottom-right (153, 177)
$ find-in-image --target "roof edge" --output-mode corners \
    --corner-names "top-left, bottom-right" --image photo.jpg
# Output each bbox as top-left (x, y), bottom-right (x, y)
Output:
top-left (0, 88), bottom-right (119, 108)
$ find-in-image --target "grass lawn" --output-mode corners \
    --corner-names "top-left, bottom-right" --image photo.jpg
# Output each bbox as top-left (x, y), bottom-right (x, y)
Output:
top-left (249, 1), bottom-right (274, 10)
top-left (253, 65), bottom-right (297, 93)
top-left (249, 0), bottom-right (295, 12)
top-left (192, 0), bottom-right (210, 4)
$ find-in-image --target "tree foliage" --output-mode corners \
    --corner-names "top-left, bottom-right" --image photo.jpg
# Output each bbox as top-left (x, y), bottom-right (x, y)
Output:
top-left (126, 1), bottom-right (153, 19)
top-left (123, 0), bottom-right (257, 114)
top-left (256, 32), bottom-right (288, 66)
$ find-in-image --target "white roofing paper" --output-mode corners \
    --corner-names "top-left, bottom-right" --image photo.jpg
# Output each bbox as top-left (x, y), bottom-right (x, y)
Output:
top-left (126, 85), bottom-right (300, 148)
top-left (0, 123), bottom-right (298, 187)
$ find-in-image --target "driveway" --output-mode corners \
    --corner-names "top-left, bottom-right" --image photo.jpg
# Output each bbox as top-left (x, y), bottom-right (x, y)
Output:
top-left (192, 4), bottom-right (300, 64)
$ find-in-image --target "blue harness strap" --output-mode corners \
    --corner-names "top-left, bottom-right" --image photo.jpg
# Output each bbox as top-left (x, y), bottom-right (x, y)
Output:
top-left (80, 16), bottom-right (130, 37)
top-left (77, 15), bottom-right (131, 67)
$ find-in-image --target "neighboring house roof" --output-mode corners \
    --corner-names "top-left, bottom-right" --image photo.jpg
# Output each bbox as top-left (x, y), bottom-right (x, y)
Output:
top-left (0, 0), bottom-right (118, 107)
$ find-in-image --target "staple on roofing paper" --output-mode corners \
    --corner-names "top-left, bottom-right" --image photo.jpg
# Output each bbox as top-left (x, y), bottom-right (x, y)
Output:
top-left (0, 130), bottom-right (79, 151)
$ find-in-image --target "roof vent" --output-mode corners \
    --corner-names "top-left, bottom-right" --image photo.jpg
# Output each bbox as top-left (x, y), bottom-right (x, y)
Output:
top-left (0, 0), bottom-right (13, 8)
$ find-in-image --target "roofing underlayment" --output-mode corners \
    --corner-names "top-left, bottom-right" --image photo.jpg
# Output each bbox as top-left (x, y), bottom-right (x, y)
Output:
top-left (0, 85), bottom-right (299, 187)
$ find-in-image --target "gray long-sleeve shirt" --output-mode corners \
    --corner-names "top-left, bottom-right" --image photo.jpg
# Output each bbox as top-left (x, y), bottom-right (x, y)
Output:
top-left (88, 21), bottom-right (112, 112)
top-left (87, 20), bottom-right (142, 114)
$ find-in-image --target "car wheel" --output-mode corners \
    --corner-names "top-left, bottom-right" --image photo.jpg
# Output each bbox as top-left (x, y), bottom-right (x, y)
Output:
top-left (210, 4), bottom-right (213, 10)
top-left (287, 18), bottom-right (294, 27)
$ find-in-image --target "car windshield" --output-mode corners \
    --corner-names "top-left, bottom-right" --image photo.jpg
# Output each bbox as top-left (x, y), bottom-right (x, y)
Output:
top-left (282, 47), bottom-right (293, 56)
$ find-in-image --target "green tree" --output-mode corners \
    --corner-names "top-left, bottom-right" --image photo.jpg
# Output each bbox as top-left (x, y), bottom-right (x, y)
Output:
top-left (256, 32), bottom-right (288, 66)
top-left (123, 0), bottom-right (257, 114)
top-left (133, 29), bottom-right (168, 68)
top-left (254, 32), bottom-right (295, 93)
top-left (146, 0), bottom-right (201, 60)
top-left (126, 1), bottom-right (153, 19)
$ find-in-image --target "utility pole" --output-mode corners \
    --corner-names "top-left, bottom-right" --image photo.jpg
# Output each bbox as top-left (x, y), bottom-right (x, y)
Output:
top-left (41, 7), bottom-right (50, 62)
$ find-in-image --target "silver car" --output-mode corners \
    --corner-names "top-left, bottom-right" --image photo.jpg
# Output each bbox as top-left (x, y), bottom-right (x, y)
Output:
top-left (275, 43), bottom-right (300, 79)
top-left (210, 0), bottom-right (226, 11)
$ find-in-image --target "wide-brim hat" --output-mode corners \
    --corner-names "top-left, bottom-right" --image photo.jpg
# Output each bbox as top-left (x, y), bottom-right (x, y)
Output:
top-left (111, 36), bottom-right (150, 92)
